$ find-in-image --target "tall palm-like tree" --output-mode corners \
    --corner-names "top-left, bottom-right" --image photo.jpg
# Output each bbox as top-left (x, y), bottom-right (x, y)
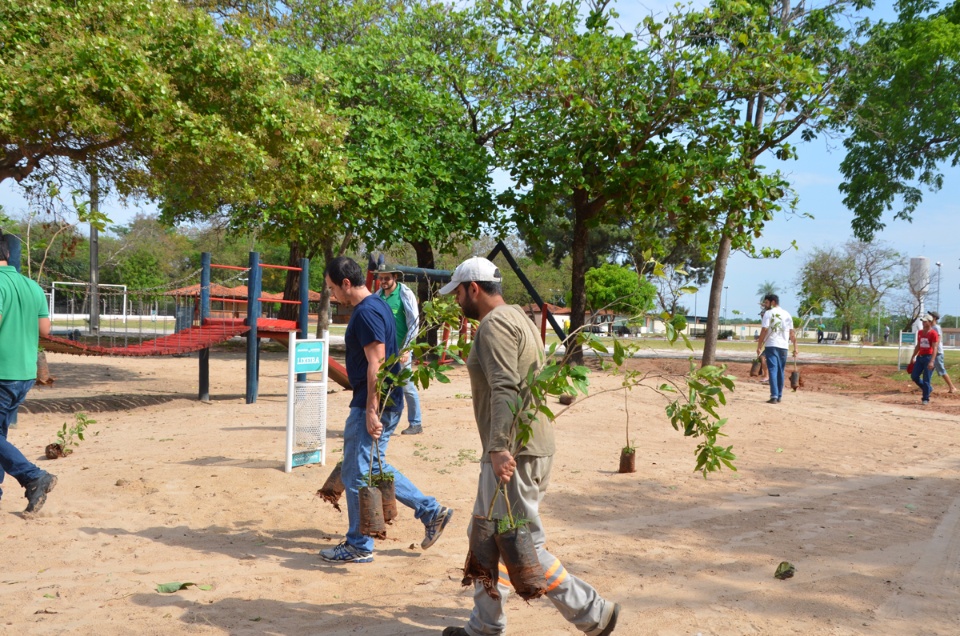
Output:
top-left (757, 281), bottom-right (777, 298)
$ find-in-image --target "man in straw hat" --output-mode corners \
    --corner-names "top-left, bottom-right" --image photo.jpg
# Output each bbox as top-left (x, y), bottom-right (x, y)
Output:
top-left (375, 263), bottom-right (425, 434)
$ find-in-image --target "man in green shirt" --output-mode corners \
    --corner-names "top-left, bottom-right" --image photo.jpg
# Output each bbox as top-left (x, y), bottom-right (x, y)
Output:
top-left (440, 256), bottom-right (620, 636)
top-left (0, 230), bottom-right (57, 514)
top-left (375, 264), bottom-right (424, 435)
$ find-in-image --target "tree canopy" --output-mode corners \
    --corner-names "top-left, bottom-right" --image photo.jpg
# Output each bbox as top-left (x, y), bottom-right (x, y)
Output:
top-left (796, 240), bottom-right (904, 340)
top-left (1, 0), bottom-right (343, 216)
top-left (841, 0), bottom-right (960, 241)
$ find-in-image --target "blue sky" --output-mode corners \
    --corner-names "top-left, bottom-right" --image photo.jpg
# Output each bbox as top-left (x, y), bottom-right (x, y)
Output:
top-left (3, 0), bottom-right (957, 321)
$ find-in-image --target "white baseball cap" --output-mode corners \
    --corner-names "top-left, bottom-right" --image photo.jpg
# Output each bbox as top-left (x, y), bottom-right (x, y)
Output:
top-left (439, 257), bottom-right (502, 295)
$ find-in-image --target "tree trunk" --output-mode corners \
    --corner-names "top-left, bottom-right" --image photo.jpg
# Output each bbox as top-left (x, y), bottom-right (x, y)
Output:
top-left (565, 196), bottom-right (592, 365)
top-left (313, 238), bottom-right (337, 338)
top-left (411, 239), bottom-right (437, 347)
top-left (701, 233), bottom-right (732, 367)
top-left (279, 241), bottom-right (303, 322)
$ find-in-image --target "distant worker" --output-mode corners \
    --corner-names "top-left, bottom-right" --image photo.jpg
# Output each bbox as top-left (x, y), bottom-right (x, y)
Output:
top-left (817, 322), bottom-right (825, 344)
top-left (884, 324), bottom-right (891, 344)
top-left (909, 314), bottom-right (939, 405)
top-left (375, 264), bottom-right (424, 435)
top-left (927, 311), bottom-right (956, 393)
top-left (756, 294), bottom-right (797, 404)
top-left (0, 230), bottom-right (57, 514)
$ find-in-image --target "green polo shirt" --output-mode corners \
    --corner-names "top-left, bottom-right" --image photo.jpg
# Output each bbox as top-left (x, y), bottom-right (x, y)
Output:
top-left (0, 265), bottom-right (49, 380)
top-left (381, 286), bottom-right (408, 347)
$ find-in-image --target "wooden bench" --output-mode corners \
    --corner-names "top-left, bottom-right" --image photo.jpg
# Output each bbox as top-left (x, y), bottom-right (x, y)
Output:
top-left (824, 332), bottom-right (839, 344)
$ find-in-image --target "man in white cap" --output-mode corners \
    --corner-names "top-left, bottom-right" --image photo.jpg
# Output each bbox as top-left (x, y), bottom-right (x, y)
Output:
top-left (439, 257), bottom-right (620, 636)
top-left (910, 313), bottom-right (939, 405)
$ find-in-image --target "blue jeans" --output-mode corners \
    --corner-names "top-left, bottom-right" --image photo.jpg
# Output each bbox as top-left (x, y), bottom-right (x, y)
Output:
top-left (401, 359), bottom-right (422, 426)
top-left (764, 347), bottom-right (787, 399)
top-left (341, 406), bottom-right (440, 552)
top-left (0, 379), bottom-right (43, 499)
top-left (911, 354), bottom-right (934, 401)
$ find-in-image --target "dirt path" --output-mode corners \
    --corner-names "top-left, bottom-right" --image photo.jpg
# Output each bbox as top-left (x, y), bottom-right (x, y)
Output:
top-left (2, 351), bottom-right (958, 635)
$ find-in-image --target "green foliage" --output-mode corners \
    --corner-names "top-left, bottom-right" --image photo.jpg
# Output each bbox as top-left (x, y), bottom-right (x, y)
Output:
top-left (361, 471), bottom-right (395, 487)
top-left (496, 514), bottom-right (530, 534)
top-left (664, 363), bottom-right (737, 475)
top-left (54, 412), bottom-right (96, 456)
top-left (2, 0), bottom-right (343, 218)
top-left (841, 0), bottom-right (960, 240)
top-left (584, 264), bottom-right (656, 317)
top-left (265, 2), bottom-right (499, 258)
top-left (796, 241), bottom-right (904, 339)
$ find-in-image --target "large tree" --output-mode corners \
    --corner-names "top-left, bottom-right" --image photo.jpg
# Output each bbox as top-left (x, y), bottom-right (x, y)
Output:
top-left (1, 0), bottom-right (343, 215)
top-left (796, 240), bottom-right (905, 340)
top-left (840, 0), bottom-right (960, 241)
top-left (483, 0), bottom-right (806, 363)
top-left (691, 0), bottom-right (868, 366)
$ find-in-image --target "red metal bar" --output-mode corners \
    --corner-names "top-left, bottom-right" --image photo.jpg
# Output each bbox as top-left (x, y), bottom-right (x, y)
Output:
top-left (259, 263), bottom-right (302, 271)
top-left (208, 296), bottom-right (247, 303)
top-left (210, 264), bottom-right (249, 271)
top-left (259, 297), bottom-right (301, 305)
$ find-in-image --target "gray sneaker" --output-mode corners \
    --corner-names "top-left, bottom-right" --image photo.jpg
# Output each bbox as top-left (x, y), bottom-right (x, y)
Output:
top-left (401, 425), bottom-right (423, 435)
top-left (319, 541), bottom-right (373, 563)
top-left (421, 506), bottom-right (453, 549)
top-left (25, 472), bottom-right (57, 514)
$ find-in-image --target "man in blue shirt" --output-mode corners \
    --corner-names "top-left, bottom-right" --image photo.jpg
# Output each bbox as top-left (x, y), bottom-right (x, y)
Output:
top-left (320, 256), bottom-right (452, 563)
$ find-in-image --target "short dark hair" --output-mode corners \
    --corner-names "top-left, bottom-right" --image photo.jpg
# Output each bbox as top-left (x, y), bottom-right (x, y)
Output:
top-left (462, 280), bottom-right (502, 296)
top-left (325, 256), bottom-right (364, 287)
top-left (0, 228), bottom-right (9, 263)
top-left (763, 293), bottom-right (779, 305)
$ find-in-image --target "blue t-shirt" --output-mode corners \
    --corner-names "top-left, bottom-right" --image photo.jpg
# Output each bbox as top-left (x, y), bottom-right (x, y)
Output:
top-left (345, 294), bottom-right (402, 411)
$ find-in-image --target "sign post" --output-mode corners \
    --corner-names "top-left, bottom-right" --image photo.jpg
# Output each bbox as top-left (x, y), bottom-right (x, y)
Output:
top-left (898, 331), bottom-right (916, 370)
top-left (285, 330), bottom-right (330, 472)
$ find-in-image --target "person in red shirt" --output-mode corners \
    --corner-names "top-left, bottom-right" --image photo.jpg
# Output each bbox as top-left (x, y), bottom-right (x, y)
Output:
top-left (910, 314), bottom-right (939, 404)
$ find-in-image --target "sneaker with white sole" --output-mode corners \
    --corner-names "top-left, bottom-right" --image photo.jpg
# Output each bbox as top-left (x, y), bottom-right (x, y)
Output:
top-left (320, 541), bottom-right (373, 563)
top-left (421, 506), bottom-right (454, 549)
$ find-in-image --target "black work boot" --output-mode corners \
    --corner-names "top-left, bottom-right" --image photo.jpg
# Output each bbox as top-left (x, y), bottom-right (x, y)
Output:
top-left (24, 472), bottom-right (57, 514)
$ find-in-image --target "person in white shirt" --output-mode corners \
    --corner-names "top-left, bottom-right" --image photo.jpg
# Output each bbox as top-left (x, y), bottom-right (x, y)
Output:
top-left (928, 311), bottom-right (957, 393)
top-left (755, 294), bottom-right (797, 404)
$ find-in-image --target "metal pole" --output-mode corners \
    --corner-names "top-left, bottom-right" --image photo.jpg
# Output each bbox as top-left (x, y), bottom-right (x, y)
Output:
top-left (936, 262), bottom-right (942, 313)
top-left (723, 286), bottom-right (729, 326)
top-left (4, 233), bottom-right (22, 427)
top-left (245, 251), bottom-right (261, 404)
top-left (297, 256), bottom-right (310, 382)
top-left (89, 168), bottom-right (100, 335)
top-left (199, 252), bottom-right (211, 402)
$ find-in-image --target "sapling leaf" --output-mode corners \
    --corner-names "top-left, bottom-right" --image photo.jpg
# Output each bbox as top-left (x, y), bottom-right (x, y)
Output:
top-left (156, 582), bottom-right (197, 593)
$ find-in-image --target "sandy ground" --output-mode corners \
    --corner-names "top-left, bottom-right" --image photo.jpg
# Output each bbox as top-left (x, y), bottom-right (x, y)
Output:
top-left (2, 347), bottom-right (959, 636)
